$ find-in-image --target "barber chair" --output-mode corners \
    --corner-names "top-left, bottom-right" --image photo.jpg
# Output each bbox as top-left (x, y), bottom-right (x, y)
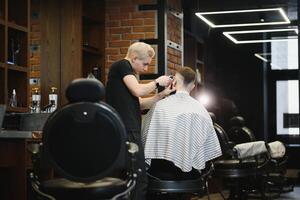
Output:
top-left (264, 141), bottom-right (294, 196)
top-left (210, 113), bottom-right (269, 200)
top-left (29, 78), bottom-right (138, 200)
top-left (146, 160), bottom-right (213, 200)
top-left (227, 116), bottom-right (256, 144)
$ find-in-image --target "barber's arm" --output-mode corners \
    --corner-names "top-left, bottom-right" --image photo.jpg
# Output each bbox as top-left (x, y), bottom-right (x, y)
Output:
top-left (123, 74), bottom-right (171, 97)
top-left (140, 85), bottom-right (175, 110)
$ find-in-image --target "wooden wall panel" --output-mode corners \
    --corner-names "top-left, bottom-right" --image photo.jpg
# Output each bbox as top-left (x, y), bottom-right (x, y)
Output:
top-left (40, 0), bottom-right (61, 107)
top-left (60, 0), bottom-right (82, 105)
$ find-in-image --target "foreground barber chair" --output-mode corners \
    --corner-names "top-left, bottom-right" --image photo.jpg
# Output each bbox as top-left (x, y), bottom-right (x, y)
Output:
top-left (227, 116), bottom-right (256, 144)
top-left (210, 114), bottom-right (269, 200)
top-left (30, 78), bottom-right (138, 200)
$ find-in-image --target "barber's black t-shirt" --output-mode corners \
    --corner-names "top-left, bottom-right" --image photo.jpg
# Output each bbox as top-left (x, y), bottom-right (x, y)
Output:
top-left (106, 59), bottom-right (141, 132)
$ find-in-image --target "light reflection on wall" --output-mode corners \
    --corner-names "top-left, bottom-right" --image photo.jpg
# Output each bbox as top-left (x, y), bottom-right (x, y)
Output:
top-left (276, 80), bottom-right (299, 135)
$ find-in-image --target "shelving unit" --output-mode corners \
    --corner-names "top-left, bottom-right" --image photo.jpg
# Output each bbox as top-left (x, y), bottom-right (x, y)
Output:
top-left (0, 0), bottom-right (30, 112)
top-left (82, 0), bottom-right (105, 81)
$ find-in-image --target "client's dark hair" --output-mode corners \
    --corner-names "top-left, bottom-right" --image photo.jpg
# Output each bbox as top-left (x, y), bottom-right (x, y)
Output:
top-left (177, 66), bottom-right (196, 85)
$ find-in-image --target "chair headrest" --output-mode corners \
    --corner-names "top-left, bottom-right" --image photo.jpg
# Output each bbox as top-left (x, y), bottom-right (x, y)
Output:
top-left (66, 78), bottom-right (105, 103)
top-left (233, 141), bottom-right (267, 159)
top-left (267, 141), bottom-right (286, 159)
top-left (229, 116), bottom-right (245, 127)
top-left (209, 112), bottom-right (216, 123)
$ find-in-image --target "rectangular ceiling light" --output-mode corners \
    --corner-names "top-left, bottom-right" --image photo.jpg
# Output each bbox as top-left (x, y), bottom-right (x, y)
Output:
top-left (223, 28), bottom-right (298, 44)
top-left (195, 8), bottom-right (290, 28)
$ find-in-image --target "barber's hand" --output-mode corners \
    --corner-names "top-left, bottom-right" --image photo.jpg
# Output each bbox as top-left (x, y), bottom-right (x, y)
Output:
top-left (155, 75), bottom-right (172, 87)
top-left (160, 83), bottom-right (176, 97)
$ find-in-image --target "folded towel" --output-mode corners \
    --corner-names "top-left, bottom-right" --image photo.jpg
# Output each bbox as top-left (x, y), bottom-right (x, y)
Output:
top-left (268, 141), bottom-right (286, 159)
top-left (233, 141), bottom-right (267, 159)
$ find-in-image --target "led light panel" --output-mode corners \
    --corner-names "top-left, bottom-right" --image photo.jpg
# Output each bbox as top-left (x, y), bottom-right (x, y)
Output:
top-left (223, 29), bottom-right (298, 44)
top-left (195, 8), bottom-right (290, 28)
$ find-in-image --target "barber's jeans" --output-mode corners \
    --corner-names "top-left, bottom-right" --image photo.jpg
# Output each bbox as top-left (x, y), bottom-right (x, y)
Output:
top-left (127, 129), bottom-right (147, 200)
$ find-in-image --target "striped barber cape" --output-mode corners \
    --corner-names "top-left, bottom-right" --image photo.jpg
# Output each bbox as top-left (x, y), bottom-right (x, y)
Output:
top-left (142, 91), bottom-right (222, 172)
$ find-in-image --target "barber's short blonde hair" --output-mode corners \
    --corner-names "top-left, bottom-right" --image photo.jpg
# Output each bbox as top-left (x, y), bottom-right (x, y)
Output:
top-left (126, 42), bottom-right (155, 60)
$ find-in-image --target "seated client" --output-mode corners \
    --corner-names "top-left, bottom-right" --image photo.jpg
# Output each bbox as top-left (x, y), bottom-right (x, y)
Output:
top-left (142, 67), bottom-right (222, 180)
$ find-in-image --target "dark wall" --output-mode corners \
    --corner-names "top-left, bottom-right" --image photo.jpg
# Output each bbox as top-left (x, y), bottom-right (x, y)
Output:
top-left (203, 30), bottom-right (265, 140)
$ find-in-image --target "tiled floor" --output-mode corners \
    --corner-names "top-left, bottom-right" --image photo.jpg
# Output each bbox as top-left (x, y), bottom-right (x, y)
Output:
top-left (194, 185), bottom-right (300, 200)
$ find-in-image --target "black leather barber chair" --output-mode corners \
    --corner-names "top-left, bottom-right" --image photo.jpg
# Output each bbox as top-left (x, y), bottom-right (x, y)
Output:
top-left (146, 160), bottom-right (213, 200)
top-left (264, 141), bottom-right (294, 195)
top-left (30, 78), bottom-right (138, 200)
top-left (210, 113), bottom-right (269, 200)
top-left (227, 116), bottom-right (256, 144)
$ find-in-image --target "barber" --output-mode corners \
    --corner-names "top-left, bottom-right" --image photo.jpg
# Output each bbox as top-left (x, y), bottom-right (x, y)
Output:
top-left (106, 42), bottom-right (175, 200)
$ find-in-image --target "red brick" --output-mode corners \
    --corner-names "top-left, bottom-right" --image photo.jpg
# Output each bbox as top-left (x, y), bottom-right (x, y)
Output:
top-left (132, 26), bottom-right (155, 33)
top-left (145, 32), bottom-right (156, 39)
top-left (106, 48), bottom-right (120, 55)
top-left (122, 33), bottom-right (145, 40)
top-left (109, 13), bottom-right (130, 21)
top-left (144, 18), bottom-right (155, 26)
top-left (120, 6), bottom-right (137, 13)
top-left (167, 62), bottom-right (175, 69)
top-left (120, 47), bottom-right (128, 54)
top-left (109, 54), bottom-right (126, 61)
top-left (110, 27), bottom-right (132, 34)
top-left (106, 34), bottom-right (121, 40)
top-left (131, 11), bottom-right (155, 19)
top-left (121, 19), bottom-right (143, 26)
top-left (30, 71), bottom-right (40, 78)
top-left (109, 40), bottom-right (131, 47)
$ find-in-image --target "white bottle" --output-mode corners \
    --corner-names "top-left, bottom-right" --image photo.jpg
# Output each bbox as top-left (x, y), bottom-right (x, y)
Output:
top-left (32, 88), bottom-right (41, 113)
top-left (49, 87), bottom-right (58, 112)
top-left (9, 89), bottom-right (17, 107)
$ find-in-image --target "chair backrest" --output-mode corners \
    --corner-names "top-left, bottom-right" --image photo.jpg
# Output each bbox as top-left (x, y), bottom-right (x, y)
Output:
top-left (213, 123), bottom-right (232, 156)
top-left (42, 78), bottom-right (127, 183)
top-left (209, 112), bottom-right (231, 156)
top-left (228, 116), bottom-right (256, 144)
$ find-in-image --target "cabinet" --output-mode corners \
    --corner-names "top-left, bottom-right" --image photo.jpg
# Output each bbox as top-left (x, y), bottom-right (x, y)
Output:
top-left (0, 0), bottom-right (30, 112)
top-left (82, 0), bottom-right (105, 81)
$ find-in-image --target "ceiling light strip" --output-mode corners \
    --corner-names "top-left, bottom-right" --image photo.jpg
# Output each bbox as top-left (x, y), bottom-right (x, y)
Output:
top-left (195, 7), bottom-right (290, 28)
top-left (223, 28), bottom-right (298, 44)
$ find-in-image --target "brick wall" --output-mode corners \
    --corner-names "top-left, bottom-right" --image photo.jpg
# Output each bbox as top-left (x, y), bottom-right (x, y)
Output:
top-left (166, 0), bottom-right (182, 75)
top-left (104, 0), bottom-right (158, 82)
top-left (29, 0), bottom-right (41, 102)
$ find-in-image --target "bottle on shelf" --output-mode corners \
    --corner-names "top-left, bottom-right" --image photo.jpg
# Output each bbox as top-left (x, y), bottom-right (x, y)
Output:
top-left (49, 87), bottom-right (58, 113)
top-left (31, 88), bottom-right (41, 113)
top-left (9, 89), bottom-right (17, 107)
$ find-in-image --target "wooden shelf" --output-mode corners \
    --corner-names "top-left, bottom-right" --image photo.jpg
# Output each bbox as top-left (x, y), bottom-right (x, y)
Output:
top-left (6, 106), bottom-right (29, 113)
top-left (7, 22), bottom-right (28, 32)
top-left (8, 64), bottom-right (28, 72)
top-left (0, 0), bottom-right (30, 111)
